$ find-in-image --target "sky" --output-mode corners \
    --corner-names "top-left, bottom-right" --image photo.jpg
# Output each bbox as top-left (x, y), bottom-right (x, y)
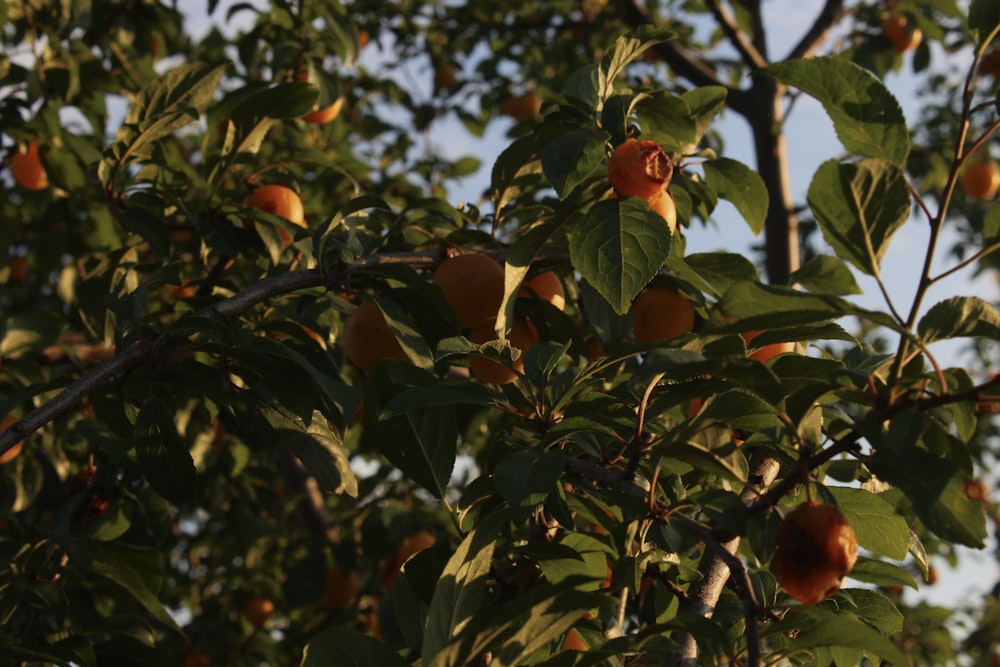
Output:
top-left (184, 0), bottom-right (997, 611)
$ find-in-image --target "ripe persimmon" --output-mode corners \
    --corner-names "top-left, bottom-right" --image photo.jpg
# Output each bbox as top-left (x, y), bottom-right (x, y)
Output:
top-left (562, 629), bottom-right (588, 651)
top-left (0, 415), bottom-right (23, 464)
top-left (303, 97), bottom-right (344, 124)
top-left (434, 63), bottom-right (459, 91)
top-left (742, 330), bottom-right (794, 363)
top-left (468, 316), bottom-right (540, 385)
top-left (243, 596), bottom-right (275, 628)
top-left (432, 253), bottom-right (505, 328)
top-left (11, 142), bottom-right (49, 190)
top-left (631, 287), bottom-right (695, 342)
top-left (8, 256), bottom-right (28, 283)
top-left (882, 15), bottom-right (921, 54)
top-left (648, 188), bottom-right (678, 232)
top-left (773, 501), bottom-right (857, 605)
top-left (322, 565), bottom-right (361, 608)
top-left (517, 271), bottom-right (565, 310)
top-left (246, 184), bottom-right (306, 245)
top-left (980, 48), bottom-right (1000, 78)
top-left (962, 161), bottom-right (1000, 200)
top-left (339, 300), bottom-right (408, 373)
top-left (608, 138), bottom-right (672, 201)
top-left (501, 90), bottom-right (542, 121)
top-left (180, 647), bottom-right (211, 667)
top-left (383, 530), bottom-right (436, 588)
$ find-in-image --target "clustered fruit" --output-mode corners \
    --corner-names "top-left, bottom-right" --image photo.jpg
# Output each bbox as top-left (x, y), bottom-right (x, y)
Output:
top-left (607, 137), bottom-right (678, 232)
top-left (773, 500), bottom-right (858, 604)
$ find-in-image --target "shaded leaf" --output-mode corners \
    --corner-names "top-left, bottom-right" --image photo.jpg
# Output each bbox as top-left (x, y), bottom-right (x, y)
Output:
top-left (917, 296), bottom-right (1000, 343)
top-left (540, 129), bottom-right (606, 199)
top-left (703, 158), bottom-right (768, 235)
top-left (790, 255), bottom-right (863, 296)
top-left (828, 487), bottom-right (909, 560)
top-left (133, 398), bottom-right (196, 503)
top-left (301, 627), bottom-right (409, 667)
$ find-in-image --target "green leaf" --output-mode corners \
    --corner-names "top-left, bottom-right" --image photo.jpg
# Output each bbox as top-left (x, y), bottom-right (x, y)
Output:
top-left (836, 588), bottom-right (904, 635)
top-left (790, 255), bottom-right (863, 296)
top-left (785, 607), bottom-right (911, 667)
top-left (702, 158), bottom-right (768, 235)
top-left (828, 487), bottom-right (909, 560)
top-left (489, 134), bottom-right (543, 215)
top-left (970, 0), bottom-right (1000, 41)
top-left (570, 198), bottom-right (672, 315)
top-left (764, 58), bottom-right (909, 165)
top-left (983, 201), bottom-right (1000, 243)
top-left (133, 398), bottom-right (196, 503)
top-left (807, 159), bottom-right (911, 276)
top-left (540, 129), bottom-right (606, 199)
top-left (666, 252), bottom-right (760, 299)
top-left (91, 545), bottom-right (182, 635)
top-left (422, 512), bottom-right (505, 664)
top-left (917, 296), bottom-right (1000, 343)
top-left (564, 26), bottom-right (673, 110)
top-left (494, 449), bottom-right (566, 522)
top-left (870, 441), bottom-right (987, 548)
top-left (716, 281), bottom-right (845, 328)
top-left (301, 627), bottom-right (409, 667)
top-left (848, 557), bottom-right (918, 590)
top-left (633, 91), bottom-right (697, 153)
top-left (681, 86), bottom-right (728, 151)
top-left (260, 407), bottom-right (358, 497)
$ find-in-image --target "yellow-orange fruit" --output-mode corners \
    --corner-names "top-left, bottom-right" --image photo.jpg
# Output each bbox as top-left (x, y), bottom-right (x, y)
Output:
top-left (648, 188), bottom-right (678, 232)
top-left (339, 301), bottom-right (408, 373)
top-left (501, 90), bottom-right (542, 120)
top-left (962, 162), bottom-right (1000, 201)
top-left (322, 566), bottom-right (361, 608)
top-left (742, 330), bottom-right (794, 363)
top-left (517, 271), bottom-right (565, 310)
top-left (303, 97), bottom-right (344, 124)
top-left (608, 138), bottom-right (672, 201)
top-left (357, 29), bottom-right (370, 49)
top-left (0, 415), bottom-right (23, 464)
top-left (11, 142), bottom-right (49, 190)
top-left (467, 316), bottom-right (540, 385)
top-left (246, 184), bottom-right (306, 245)
top-left (882, 15), bottom-right (921, 53)
top-left (773, 501), bottom-right (858, 605)
top-left (243, 596), bottom-right (275, 628)
top-left (631, 287), bottom-right (695, 342)
top-left (562, 629), bottom-right (588, 651)
top-left (432, 253), bottom-right (505, 328)
top-left (383, 531), bottom-right (436, 588)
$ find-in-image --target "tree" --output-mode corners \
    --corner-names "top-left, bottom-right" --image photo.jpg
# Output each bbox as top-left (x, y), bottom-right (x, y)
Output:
top-left (1, 0), bottom-right (999, 665)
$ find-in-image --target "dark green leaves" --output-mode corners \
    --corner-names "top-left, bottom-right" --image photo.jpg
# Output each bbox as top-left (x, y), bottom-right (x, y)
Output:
top-left (764, 57), bottom-right (909, 166)
top-left (570, 198), bottom-right (672, 315)
top-left (807, 159), bottom-right (911, 276)
top-left (540, 129), bottom-right (606, 199)
top-left (917, 296), bottom-right (1000, 343)
top-left (301, 627), bottom-right (410, 667)
top-left (970, 0), bottom-right (1000, 42)
top-left (703, 158), bottom-right (768, 236)
top-left (133, 398), bottom-right (196, 503)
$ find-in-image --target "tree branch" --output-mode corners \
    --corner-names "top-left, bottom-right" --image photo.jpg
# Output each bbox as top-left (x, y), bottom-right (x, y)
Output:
top-left (786, 0), bottom-right (846, 61)
top-left (0, 250), bottom-right (446, 457)
top-left (704, 0), bottom-right (768, 70)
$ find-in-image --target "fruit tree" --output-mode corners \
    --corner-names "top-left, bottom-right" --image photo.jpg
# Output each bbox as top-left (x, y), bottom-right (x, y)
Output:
top-left (2, 1), bottom-right (1000, 666)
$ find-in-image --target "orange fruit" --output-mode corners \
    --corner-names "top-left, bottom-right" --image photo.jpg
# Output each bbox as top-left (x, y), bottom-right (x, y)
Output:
top-left (773, 501), bottom-right (857, 605)
top-left (243, 596), bottom-right (275, 628)
top-left (467, 316), bottom-right (540, 385)
top-left (246, 184), bottom-right (306, 245)
top-left (339, 300), bottom-right (408, 373)
top-left (742, 330), bottom-right (794, 363)
top-left (432, 253), bottom-right (505, 328)
top-left (608, 138), bottom-right (673, 201)
top-left (0, 415), bottom-right (23, 465)
top-left (962, 161), bottom-right (1000, 200)
top-left (383, 531), bottom-right (436, 588)
top-left (980, 48), bottom-right (1000, 78)
top-left (180, 647), bottom-right (212, 667)
top-left (8, 256), bottom-right (28, 283)
top-left (562, 629), bottom-right (588, 651)
top-left (517, 271), bottom-right (565, 310)
top-left (501, 90), bottom-right (542, 120)
top-left (357, 29), bottom-right (370, 49)
top-left (630, 287), bottom-right (695, 342)
top-left (322, 566), bottom-right (361, 608)
top-left (648, 188), bottom-right (678, 232)
top-left (303, 97), bottom-right (344, 124)
top-left (882, 15), bottom-right (921, 53)
top-left (11, 142), bottom-right (49, 190)
top-left (434, 63), bottom-right (459, 91)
